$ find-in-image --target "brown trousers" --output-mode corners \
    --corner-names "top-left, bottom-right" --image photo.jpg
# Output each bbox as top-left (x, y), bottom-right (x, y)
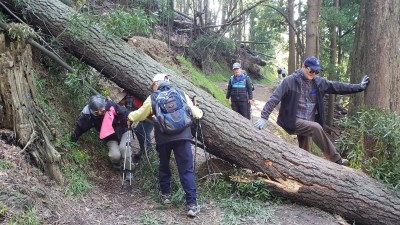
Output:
top-left (295, 119), bottom-right (341, 162)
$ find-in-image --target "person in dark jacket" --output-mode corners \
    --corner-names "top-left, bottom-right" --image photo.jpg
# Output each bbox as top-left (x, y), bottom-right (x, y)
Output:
top-left (226, 62), bottom-right (254, 120)
top-left (254, 56), bottom-right (370, 166)
top-left (128, 73), bottom-right (203, 217)
top-left (70, 95), bottom-right (134, 180)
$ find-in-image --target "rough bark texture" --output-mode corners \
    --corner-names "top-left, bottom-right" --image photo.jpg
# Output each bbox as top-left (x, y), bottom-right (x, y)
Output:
top-left (349, 0), bottom-right (400, 115)
top-left (2, 1), bottom-right (400, 224)
top-left (0, 33), bottom-right (63, 184)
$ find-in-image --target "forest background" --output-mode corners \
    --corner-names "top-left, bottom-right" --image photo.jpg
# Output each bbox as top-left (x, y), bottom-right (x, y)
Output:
top-left (0, 0), bottom-right (399, 224)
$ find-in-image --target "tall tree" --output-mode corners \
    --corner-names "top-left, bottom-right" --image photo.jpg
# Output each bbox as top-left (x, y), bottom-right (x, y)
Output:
top-left (305, 0), bottom-right (322, 57)
top-left (326, 0), bottom-right (340, 129)
top-left (288, 0), bottom-right (296, 73)
top-left (349, 0), bottom-right (400, 115)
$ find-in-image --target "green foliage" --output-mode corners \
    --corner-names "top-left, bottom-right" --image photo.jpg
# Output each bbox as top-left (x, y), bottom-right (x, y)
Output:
top-left (139, 210), bottom-right (160, 225)
top-left (9, 205), bottom-right (40, 225)
top-left (7, 23), bottom-right (38, 41)
top-left (62, 164), bottom-right (92, 196)
top-left (337, 108), bottom-right (400, 189)
top-left (100, 7), bottom-right (158, 37)
top-left (0, 160), bottom-right (13, 169)
top-left (0, 201), bottom-right (6, 219)
top-left (176, 55), bottom-right (228, 106)
top-left (235, 178), bottom-right (270, 201)
top-left (67, 6), bottom-right (156, 39)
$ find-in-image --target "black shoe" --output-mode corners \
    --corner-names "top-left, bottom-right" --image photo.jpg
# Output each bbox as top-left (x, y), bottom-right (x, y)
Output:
top-left (336, 158), bottom-right (349, 166)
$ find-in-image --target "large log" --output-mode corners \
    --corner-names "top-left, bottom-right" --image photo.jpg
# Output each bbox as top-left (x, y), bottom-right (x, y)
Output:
top-left (2, 1), bottom-right (399, 224)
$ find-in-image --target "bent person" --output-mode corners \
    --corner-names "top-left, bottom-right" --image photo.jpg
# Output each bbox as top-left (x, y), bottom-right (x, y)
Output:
top-left (70, 95), bottom-right (134, 180)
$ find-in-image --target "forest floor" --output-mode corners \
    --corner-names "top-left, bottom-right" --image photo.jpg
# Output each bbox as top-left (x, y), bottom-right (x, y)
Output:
top-left (0, 81), bottom-right (349, 225)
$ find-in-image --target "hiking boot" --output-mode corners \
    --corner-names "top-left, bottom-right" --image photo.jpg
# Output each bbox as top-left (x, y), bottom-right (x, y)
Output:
top-left (187, 203), bottom-right (200, 217)
top-left (336, 158), bottom-right (349, 166)
top-left (161, 193), bottom-right (171, 204)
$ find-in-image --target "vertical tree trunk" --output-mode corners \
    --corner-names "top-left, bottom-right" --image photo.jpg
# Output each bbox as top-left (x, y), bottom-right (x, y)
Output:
top-left (326, 0), bottom-right (339, 129)
top-left (288, 0), bottom-right (296, 74)
top-left (305, 0), bottom-right (321, 56)
top-left (349, 0), bottom-right (400, 115)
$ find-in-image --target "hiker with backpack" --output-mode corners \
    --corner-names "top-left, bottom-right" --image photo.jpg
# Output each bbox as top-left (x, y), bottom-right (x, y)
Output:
top-left (254, 56), bottom-right (370, 166)
top-left (70, 95), bottom-right (134, 180)
top-left (226, 62), bottom-right (254, 120)
top-left (127, 73), bottom-right (203, 217)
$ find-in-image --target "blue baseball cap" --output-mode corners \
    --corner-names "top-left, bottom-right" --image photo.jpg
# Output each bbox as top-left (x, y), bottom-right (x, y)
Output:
top-left (304, 57), bottom-right (323, 72)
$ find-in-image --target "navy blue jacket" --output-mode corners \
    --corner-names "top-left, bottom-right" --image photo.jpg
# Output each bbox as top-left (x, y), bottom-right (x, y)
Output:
top-left (226, 74), bottom-right (253, 102)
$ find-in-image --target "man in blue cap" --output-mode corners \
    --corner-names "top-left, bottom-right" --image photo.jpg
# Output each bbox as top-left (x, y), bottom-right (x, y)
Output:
top-left (254, 56), bottom-right (370, 166)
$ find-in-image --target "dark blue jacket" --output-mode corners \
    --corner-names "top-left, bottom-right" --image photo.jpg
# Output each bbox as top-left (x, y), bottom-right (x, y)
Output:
top-left (226, 74), bottom-right (253, 102)
top-left (261, 69), bottom-right (364, 134)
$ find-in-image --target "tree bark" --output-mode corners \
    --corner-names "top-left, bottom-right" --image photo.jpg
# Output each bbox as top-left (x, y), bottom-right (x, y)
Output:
top-left (349, 0), bottom-right (400, 115)
top-left (2, 1), bottom-right (400, 224)
top-left (0, 33), bottom-right (63, 185)
top-left (305, 0), bottom-right (321, 57)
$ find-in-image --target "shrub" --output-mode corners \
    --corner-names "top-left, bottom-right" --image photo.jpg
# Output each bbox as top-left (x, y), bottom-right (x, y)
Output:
top-left (337, 107), bottom-right (400, 189)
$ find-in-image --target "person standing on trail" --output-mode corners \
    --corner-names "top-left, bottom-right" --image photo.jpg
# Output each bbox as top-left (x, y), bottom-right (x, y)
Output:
top-left (226, 62), bottom-right (254, 120)
top-left (254, 56), bottom-right (370, 166)
top-left (127, 73), bottom-right (203, 217)
top-left (110, 88), bottom-right (154, 165)
top-left (70, 95), bottom-right (134, 180)
top-left (281, 67), bottom-right (287, 78)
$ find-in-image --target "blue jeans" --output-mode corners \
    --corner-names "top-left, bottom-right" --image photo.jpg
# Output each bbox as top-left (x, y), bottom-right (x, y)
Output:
top-left (134, 120), bottom-right (154, 162)
top-left (156, 140), bottom-right (197, 205)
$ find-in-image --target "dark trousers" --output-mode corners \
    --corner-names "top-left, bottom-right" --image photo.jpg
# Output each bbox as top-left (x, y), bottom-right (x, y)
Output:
top-left (295, 119), bottom-right (341, 162)
top-left (156, 140), bottom-right (197, 205)
top-left (231, 101), bottom-right (250, 120)
top-left (134, 120), bottom-right (154, 158)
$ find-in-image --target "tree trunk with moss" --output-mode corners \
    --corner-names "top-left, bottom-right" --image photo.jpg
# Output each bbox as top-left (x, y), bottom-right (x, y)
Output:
top-left (0, 33), bottom-right (63, 185)
top-left (2, 0), bottom-right (399, 224)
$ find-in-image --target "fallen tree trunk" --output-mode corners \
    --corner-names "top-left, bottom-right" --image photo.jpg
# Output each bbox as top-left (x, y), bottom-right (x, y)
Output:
top-left (2, 1), bottom-right (399, 224)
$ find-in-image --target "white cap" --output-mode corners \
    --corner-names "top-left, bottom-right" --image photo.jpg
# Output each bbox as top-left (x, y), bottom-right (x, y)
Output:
top-left (153, 73), bottom-right (169, 82)
top-left (232, 63), bottom-right (241, 69)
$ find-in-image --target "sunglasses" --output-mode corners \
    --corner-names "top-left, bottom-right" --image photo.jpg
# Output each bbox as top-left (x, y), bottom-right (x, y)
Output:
top-left (307, 67), bottom-right (320, 75)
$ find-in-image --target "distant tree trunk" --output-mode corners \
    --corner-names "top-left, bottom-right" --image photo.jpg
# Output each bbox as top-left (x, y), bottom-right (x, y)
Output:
top-left (349, 0), bottom-right (400, 115)
top-left (3, 1), bottom-right (400, 224)
top-left (0, 33), bottom-right (63, 185)
top-left (288, 0), bottom-right (296, 74)
top-left (305, 0), bottom-right (321, 57)
top-left (326, 0), bottom-right (339, 129)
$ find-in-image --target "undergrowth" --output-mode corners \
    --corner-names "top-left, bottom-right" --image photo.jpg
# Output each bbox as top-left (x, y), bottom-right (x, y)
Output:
top-left (135, 149), bottom-right (275, 224)
top-left (337, 107), bottom-right (400, 190)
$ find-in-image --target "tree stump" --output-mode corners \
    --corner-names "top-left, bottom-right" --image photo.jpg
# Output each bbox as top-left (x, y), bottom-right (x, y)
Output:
top-left (0, 33), bottom-right (63, 185)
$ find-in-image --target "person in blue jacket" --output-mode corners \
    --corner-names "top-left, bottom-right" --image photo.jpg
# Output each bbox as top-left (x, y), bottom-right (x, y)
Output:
top-left (226, 62), bottom-right (254, 120)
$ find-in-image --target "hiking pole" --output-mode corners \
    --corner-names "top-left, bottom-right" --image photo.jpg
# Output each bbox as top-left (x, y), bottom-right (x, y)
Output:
top-left (122, 128), bottom-right (133, 186)
top-left (192, 96), bottom-right (198, 172)
top-left (197, 118), bottom-right (212, 176)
